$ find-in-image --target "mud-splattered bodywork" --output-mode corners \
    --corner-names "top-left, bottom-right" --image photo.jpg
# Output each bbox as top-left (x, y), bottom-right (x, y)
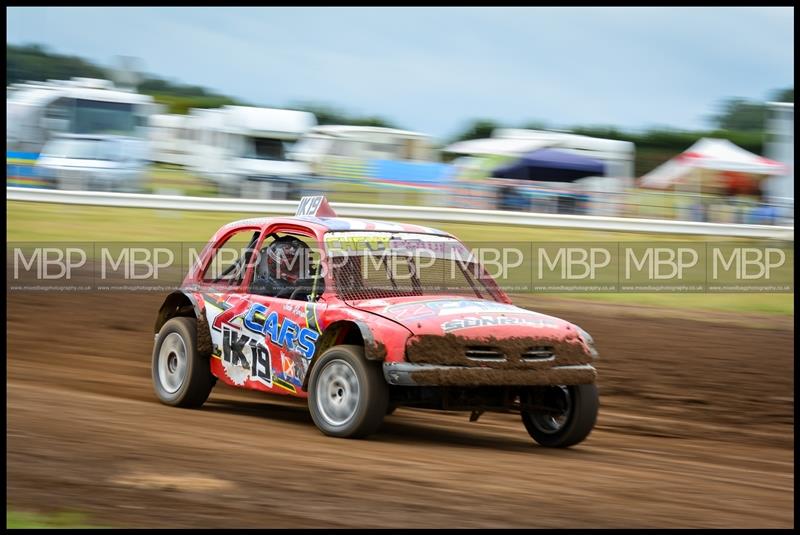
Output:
top-left (155, 213), bottom-right (598, 400)
top-left (351, 297), bottom-right (597, 387)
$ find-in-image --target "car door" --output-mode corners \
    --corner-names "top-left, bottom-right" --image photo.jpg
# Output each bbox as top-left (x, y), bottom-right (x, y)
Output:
top-left (242, 226), bottom-right (327, 398)
top-left (192, 226), bottom-right (277, 393)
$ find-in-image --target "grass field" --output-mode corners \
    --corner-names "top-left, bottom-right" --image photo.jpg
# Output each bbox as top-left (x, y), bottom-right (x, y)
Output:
top-left (6, 510), bottom-right (96, 529)
top-left (143, 164), bottom-right (218, 197)
top-left (7, 200), bottom-right (758, 243)
top-left (142, 163), bottom-right (441, 206)
top-left (6, 200), bottom-right (794, 316)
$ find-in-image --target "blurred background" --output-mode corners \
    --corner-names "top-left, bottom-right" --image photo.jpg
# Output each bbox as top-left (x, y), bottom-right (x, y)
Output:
top-left (5, 7), bottom-right (795, 530)
top-left (6, 7), bottom-right (794, 226)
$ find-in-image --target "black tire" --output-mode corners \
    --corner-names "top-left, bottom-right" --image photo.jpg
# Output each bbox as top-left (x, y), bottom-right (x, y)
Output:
top-left (521, 384), bottom-right (598, 448)
top-left (152, 317), bottom-right (216, 408)
top-left (307, 345), bottom-right (389, 438)
top-left (386, 403), bottom-right (398, 416)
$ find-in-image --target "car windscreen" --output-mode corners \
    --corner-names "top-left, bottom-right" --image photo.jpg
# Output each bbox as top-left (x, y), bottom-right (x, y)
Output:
top-left (323, 231), bottom-right (505, 302)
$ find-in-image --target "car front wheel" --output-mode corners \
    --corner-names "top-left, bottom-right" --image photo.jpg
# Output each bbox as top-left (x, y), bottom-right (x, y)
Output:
top-left (308, 345), bottom-right (389, 439)
top-left (521, 384), bottom-right (598, 448)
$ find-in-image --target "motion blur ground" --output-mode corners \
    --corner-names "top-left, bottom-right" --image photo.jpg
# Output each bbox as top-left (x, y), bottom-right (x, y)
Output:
top-left (6, 290), bottom-right (793, 528)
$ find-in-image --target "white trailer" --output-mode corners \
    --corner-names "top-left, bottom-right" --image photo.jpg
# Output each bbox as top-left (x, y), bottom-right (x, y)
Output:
top-left (290, 125), bottom-right (439, 171)
top-left (6, 77), bottom-right (158, 154)
top-left (183, 105), bottom-right (316, 198)
top-left (148, 113), bottom-right (193, 166)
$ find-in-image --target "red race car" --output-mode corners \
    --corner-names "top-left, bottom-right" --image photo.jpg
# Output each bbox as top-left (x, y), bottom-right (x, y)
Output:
top-left (152, 196), bottom-right (599, 447)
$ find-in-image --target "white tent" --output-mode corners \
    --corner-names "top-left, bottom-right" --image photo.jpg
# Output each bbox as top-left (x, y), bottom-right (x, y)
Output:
top-left (640, 138), bottom-right (786, 189)
top-left (443, 137), bottom-right (553, 156)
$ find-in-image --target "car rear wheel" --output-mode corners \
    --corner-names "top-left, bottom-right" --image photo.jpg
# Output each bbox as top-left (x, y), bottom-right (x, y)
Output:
top-left (521, 384), bottom-right (598, 448)
top-left (308, 345), bottom-right (389, 438)
top-left (152, 317), bottom-right (216, 408)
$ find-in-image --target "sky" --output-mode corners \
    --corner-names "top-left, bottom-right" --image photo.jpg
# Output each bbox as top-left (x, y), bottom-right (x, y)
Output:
top-left (6, 7), bottom-right (795, 141)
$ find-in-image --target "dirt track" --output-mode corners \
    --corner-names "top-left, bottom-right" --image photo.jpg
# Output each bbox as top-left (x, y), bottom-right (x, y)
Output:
top-left (6, 291), bottom-right (794, 527)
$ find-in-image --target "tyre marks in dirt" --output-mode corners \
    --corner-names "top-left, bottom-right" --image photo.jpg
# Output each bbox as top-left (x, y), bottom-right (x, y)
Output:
top-left (6, 291), bottom-right (795, 527)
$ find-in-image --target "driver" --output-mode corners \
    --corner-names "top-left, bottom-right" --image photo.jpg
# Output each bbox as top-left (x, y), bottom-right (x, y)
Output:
top-left (253, 235), bottom-right (310, 299)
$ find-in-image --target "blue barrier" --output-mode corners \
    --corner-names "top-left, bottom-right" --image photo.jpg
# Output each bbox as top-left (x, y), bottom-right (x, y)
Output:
top-left (7, 151), bottom-right (48, 187)
top-left (369, 159), bottom-right (455, 186)
top-left (7, 151), bottom-right (41, 162)
top-left (8, 164), bottom-right (40, 178)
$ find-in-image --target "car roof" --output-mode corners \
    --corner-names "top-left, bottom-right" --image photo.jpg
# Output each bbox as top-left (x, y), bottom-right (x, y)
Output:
top-left (221, 215), bottom-right (453, 237)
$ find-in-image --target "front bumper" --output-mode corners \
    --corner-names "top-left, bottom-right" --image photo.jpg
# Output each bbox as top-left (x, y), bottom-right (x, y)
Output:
top-left (383, 362), bottom-right (597, 387)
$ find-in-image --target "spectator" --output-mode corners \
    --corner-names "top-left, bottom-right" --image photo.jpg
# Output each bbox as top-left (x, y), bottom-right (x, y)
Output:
top-left (748, 203), bottom-right (777, 225)
top-left (746, 185), bottom-right (778, 225)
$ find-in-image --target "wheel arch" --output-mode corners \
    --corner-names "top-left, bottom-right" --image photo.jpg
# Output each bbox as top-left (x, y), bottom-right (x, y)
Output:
top-left (302, 319), bottom-right (385, 391)
top-left (154, 291), bottom-right (212, 357)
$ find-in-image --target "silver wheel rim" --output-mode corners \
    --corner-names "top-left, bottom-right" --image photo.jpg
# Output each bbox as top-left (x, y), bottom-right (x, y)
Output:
top-left (158, 332), bottom-right (188, 394)
top-left (315, 359), bottom-right (360, 427)
top-left (530, 386), bottom-right (572, 434)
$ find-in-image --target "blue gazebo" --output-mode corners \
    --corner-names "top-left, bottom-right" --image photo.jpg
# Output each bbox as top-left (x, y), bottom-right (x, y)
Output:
top-left (490, 148), bottom-right (606, 182)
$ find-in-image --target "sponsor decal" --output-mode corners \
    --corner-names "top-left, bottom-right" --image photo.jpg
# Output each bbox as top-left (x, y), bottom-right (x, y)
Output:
top-left (221, 326), bottom-right (272, 387)
top-left (442, 315), bottom-right (561, 333)
top-left (272, 376), bottom-right (297, 394)
top-left (276, 350), bottom-right (308, 389)
top-left (305, 302), bottom-right (321, 333)
top-left (384, 301), bottom-right (442, 321)
top-left (386, 299), bottom-right (528, 320)
top-left (324, 231), bottom-right (467, 258)
top-left (243, 303), bottom-right (319, 359)
top-left (203, 295), bottom-right (319, 389)
top-left (325, 234), bottom-right (391, 253)
top-left (208, 294), bottom-right (250, 331)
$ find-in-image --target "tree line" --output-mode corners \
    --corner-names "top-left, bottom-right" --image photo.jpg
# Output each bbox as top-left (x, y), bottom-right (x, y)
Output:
top-left (7, 43), bottom-right (397, 126)
top-left (7, 42), bottom-right (793, 174)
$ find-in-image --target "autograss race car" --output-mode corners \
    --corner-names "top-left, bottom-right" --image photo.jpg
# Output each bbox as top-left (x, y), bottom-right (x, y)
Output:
top-left (152, 196), bottom-right (599, 447)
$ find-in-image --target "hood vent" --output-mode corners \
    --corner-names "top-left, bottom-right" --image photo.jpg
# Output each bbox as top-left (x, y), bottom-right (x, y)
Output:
top-left (522, 346), bottom-right (555, 361)
top-left (465, 346), bottom-right (506, 361)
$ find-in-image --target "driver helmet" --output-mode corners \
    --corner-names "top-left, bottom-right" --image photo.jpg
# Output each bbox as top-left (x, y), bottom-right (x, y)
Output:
top-left (256, 235), bottom-right (308, 286)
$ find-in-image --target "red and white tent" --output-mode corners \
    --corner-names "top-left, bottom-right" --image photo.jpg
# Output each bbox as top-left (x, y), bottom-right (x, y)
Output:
top-left (640, 138), bottom-right (786, 189)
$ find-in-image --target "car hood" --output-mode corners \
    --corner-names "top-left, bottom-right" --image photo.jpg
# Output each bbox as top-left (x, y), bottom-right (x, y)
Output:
top-left (347, 296), bottom-right (578, 340)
